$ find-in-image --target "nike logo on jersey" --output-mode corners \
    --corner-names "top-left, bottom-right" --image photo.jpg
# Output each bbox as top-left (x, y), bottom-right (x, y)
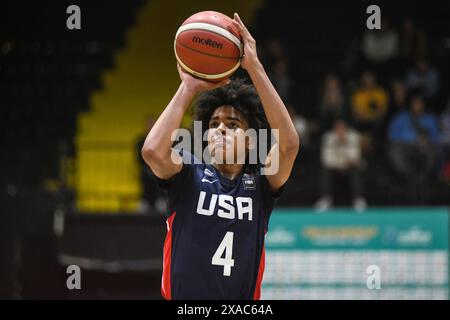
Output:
top-left (204, 168), bottom-right (214, 177)
top-left (201, 168), bottom-right (217, 183)
top-left (201, 177), bottom-right (218, 184)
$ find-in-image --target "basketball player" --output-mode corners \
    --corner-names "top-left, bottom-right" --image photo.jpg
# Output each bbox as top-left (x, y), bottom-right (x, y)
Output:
top-left (141, 13), bottom-right (299, 299)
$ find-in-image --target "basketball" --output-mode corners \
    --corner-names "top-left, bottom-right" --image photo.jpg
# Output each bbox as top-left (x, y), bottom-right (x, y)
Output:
top-left (174, 11), bottom-right (243, 81)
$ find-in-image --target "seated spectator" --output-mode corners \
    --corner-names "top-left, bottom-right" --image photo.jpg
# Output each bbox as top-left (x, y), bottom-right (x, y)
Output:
top-left (265, 38), bottom-right (286, 65)
top-left (287, 104), bottom-right (309, 146)
top-left (438, 98), bottom-right (450, 181)
top-left (269, 58), bottom-right (291, 103)
top-left (398, 17), bottom-right (427, 70)
top-left (351, 71), bottom-right (389, 129)
top-left (137, 116), bottom-right (167, 215)
top-left (388, 96), bottom-right (439, 185)
top-left (362, 17), bottom-right (399, 66)
top-left (386, 80), bottom-right (408, 131)
top-left (319, 74), bottom-right (347, 133)
top-left (315, 119), bottom-right (366, 212)
top-left (351, 71), bottom-right (389, 155)
top-left (286, 104), bottom-right (308, 179)
top-left (390, 79), bottom-right (408, 112)
top-left (405, 59), bottom-right (439, 101)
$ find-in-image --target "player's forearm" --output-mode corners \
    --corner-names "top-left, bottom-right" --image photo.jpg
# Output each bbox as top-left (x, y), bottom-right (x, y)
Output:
top-left (247, 62), bottom-right (300, 154)
top-left (142, 83), bottom-right (195, 161)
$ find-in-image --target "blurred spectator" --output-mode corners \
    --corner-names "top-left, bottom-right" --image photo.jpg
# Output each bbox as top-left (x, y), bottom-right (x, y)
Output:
top-left (362, 17), bottom-right (399, 66)
top-left (351, 71), bottom-right (389, 133)
top-left (137, 116), bottom-right (166, 215)
top-left (387, 80), bottom-right (408, 124)
top-left (405, 59), bottom-right (439, 100)
top-left (388, 96), bottom-right (439, 184)
top-left (286, 104), bottom-right (308, 179)
top-left (263, 38), bottom-right (291, 103)
top-left (438, 98), bottom-right (450, 182)
top-left (269, 58), bottom-right (291, 103)
top-left (287, 104), bottom-right (309, 146)
top-left (259, 38), bottom-right (287, 75)
top-left (315, 119), bottom-right (366, 212)
top-left (398, 18), bottom-right (427, 67)
top-left (319, 74), bottom-right (347, 133)
top-left (390, 79), bottom-right (408, 112)
top-left (265, 38), bottom-right (286, 64)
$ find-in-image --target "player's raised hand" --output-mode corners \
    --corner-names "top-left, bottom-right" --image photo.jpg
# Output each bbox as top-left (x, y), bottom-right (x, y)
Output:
top-left (232, 13), bottom-right (260, 71)
top-left (177, 63), bottom-right (230, 94)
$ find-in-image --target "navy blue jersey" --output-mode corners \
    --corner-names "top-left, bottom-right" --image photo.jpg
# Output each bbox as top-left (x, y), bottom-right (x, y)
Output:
top-left (157, 150), bottom-right (283, 300)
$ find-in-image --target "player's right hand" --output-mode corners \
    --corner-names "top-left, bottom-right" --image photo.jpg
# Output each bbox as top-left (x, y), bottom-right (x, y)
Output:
top-left (177, 63), bottom-right (230, 94)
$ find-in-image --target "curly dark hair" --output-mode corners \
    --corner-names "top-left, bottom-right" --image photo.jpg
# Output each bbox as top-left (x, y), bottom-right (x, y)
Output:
top-left (193, 77), bottom-right (269, 133)
top-left (190, 77), bottom-right (271, 169)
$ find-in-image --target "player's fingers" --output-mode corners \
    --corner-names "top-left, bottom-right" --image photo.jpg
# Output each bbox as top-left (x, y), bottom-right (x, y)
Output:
top-left (231, 19), bottom-right (244, 35)
top-left (232, 16), bottom-right (248, 36)
top-left (233, 13), bottom-right (244, 27)
top-left (176, 64), bottom-right (183, 78)
top-left (220, 78), bottom-right (232, 86)
top-left (232, 16), bottom-right (254, 45)
top-left (177, 63), bottom-right (189, 77)
top-left (232, 21), bottom-right (251, 45)
top-left (233, 13), bottom-right (250, 34)
top-left (212, 79), bottom-right (231, 89)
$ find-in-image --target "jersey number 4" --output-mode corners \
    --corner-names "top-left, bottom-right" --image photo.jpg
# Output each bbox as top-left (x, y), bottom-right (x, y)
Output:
top-left (212, 232), bottom-right (235, 276)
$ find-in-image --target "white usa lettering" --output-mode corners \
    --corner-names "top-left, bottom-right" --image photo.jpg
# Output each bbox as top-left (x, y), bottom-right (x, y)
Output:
top-left (196, 191), bottom-right (253, 221)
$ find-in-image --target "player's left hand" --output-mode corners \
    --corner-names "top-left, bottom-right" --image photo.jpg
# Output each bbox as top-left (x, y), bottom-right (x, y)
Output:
top-left (232, 13), bottom-right (260, 71)
top-left (177, 63), bottom-right (230, 94)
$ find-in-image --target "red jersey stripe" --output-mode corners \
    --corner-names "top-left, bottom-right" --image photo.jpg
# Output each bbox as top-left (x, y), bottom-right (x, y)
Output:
top-left (253, 244), bottom-right (265, 300)
top-left (161, 212), bottom-right (176, 300)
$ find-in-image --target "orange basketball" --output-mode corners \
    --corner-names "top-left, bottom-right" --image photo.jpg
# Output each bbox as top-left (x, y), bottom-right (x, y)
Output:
top-left (174, 11), bottom-right (243, 81)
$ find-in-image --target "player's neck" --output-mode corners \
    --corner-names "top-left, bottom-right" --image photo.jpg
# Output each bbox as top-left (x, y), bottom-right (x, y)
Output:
top-left (212, 163), bottom-right (244, 181)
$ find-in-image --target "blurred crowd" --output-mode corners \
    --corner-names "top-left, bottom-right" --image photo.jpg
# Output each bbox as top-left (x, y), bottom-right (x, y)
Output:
top-left (259, 16), bottom-right (449, 211)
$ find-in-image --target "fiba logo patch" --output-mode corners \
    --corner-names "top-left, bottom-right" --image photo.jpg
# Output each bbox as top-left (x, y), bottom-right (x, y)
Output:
top-left (242, 174), bottom-right (255, 190)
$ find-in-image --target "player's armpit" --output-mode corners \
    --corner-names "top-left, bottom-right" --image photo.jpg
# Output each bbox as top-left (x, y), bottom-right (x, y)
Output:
top-left (142, 147), bottom-right (183, 180)
top-left (263, 142), bottom-right (298, 192)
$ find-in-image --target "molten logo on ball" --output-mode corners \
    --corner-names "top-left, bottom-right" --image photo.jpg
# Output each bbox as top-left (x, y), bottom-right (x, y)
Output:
top-left (175, 11), bottom-right (242, 80)
top-left (192, 36), bottom-right (223, 50)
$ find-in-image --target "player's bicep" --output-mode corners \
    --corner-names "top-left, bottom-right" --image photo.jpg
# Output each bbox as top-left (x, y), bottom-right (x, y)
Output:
top-left (146, 148), bottom-right (183, 180)
top-left (263, 143), bottom-right (297, 192)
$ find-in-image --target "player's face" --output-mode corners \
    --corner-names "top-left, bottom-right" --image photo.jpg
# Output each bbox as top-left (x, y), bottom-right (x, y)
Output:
top-left (207, 106), bottom-right (250, 164)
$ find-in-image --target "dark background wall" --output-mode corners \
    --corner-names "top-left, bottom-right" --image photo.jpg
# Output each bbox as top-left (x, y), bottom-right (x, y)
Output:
top-left (1, 0), bottom-right (449, 299)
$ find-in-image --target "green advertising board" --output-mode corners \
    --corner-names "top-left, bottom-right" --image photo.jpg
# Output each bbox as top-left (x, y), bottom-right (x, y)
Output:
top-left (262, 208), bottom-right (449, 300)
